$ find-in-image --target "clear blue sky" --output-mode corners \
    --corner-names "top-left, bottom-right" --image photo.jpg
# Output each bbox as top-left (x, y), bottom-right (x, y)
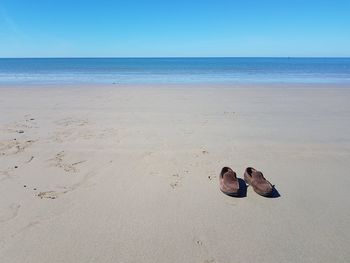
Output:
top-left (0, 0), bottom-right (349, 57)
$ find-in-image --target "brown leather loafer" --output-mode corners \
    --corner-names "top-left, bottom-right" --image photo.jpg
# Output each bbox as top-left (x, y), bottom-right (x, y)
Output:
top-left (244, 167), bottom-right (273, 197)
top-left (219, 167), bottom-right (240, 196)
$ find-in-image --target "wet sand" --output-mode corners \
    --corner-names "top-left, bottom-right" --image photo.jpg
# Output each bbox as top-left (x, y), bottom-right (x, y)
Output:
top-left (1, 83), bottom-right (350, 262)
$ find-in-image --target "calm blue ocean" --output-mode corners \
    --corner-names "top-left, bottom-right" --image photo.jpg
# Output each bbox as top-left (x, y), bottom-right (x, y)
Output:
top-left (0, 58), bottom-right (350, 85)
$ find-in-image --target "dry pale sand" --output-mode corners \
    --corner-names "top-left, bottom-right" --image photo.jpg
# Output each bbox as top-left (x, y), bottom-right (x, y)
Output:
top-left (0, 83), bottom-right (350, 263)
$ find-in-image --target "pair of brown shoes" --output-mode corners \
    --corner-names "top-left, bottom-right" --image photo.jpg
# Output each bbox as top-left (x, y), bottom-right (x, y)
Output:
top-left (219, 167), bottom-right (273, 197)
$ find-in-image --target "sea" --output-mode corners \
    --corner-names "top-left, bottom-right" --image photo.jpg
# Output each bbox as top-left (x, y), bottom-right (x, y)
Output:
top-left (0, 57), bottom-right (350, 85)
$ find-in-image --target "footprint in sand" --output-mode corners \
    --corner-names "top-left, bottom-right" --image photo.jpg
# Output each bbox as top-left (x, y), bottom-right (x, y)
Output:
top-left (1, 116), bottom-right (37, 134)
top-left (51, 118), bottom-right (98, 142)
top-left (55, 117), bottom-right (89, 127)
top-left (37, 170), bottom-right (97, 200)
top-left (51, 130), bottom-right (75, 143)
top-left (52, 129), bottom-right (95, 143)
top-left (37, 191), bottom-right (60, 199)
top-left (49, 151), bottom-right (86, 173)
top-left (0, 139), bottom-right (36, 155)
top-left (0, 203), bottom-right (21, 223)
top-left (170, 173), bottom-right (181, 189)
top-left (170, 172), bottom-right (187, 189)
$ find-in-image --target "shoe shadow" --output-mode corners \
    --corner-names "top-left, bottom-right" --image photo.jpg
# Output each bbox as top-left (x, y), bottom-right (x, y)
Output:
top-left (244, 183), bottom-right (281, 198)
top-left (265, 185), bottom-right (281, 198)
top-left (237, 178), bottom-right (247, 198)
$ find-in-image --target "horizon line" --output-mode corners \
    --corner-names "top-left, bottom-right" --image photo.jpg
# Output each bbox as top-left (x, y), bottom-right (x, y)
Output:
top-left (0, 56), bottom-right (350, 59)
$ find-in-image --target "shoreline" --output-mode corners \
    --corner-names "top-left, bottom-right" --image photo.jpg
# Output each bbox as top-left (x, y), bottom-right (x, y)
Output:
top-left (1, 81), bottom-right (350, 89)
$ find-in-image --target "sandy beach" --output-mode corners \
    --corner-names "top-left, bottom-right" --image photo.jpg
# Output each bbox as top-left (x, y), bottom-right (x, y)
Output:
top-left (1, 83), bottom-right (350, 262)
